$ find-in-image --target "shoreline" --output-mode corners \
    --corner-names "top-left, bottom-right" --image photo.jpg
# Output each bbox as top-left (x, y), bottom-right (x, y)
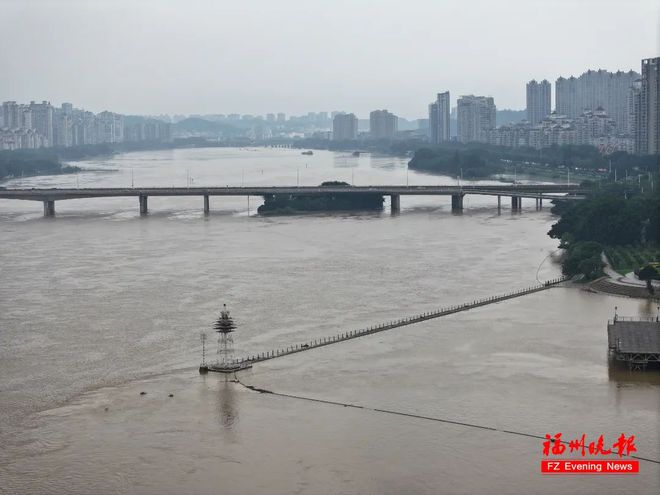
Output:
top-left (2, 144), bottom-right (574, 187)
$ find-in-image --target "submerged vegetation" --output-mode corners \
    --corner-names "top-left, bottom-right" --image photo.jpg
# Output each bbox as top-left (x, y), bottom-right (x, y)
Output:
top-left (257, 181), bottom-right (384, 215)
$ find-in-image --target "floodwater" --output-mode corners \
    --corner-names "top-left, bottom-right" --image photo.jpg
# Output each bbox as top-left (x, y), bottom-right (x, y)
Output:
top-left (0, 147), bottom-right (658, 494)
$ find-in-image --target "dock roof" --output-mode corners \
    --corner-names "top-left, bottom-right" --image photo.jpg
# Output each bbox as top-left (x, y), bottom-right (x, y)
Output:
top-left (607, 319), bottom-right (660, 354)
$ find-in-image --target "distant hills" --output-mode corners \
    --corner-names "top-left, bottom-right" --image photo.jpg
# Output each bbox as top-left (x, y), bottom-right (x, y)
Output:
top-left (172, 110), bottom-right (527, 138)
top-left (173, 118), bottom-right (242, 136)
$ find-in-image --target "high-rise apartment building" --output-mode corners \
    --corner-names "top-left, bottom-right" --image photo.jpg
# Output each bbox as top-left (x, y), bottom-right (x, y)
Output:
top-left (457, 95), bottom-right (496, 143)
top-left (19, 107), bottom-right (33, 130)
top-left (638, 57), bottom-right (660, 154)
top-left (29, 101), bottom-right (54, 146)
top-left (629, 79), bottom-right (643, 153)
top-left (1, 100), bottom-right (172, 150)
top-left (1, 101), bottom-right (32, 129)
top-left (53, 110), bottom-right (73, 147)
top-left (2, 101), bottom-right (19, 128)
top-left (428, 91), bottom-right (450, 144)
top-left (526, 80), bottom-right (551, 124)
top-left (332, 113), bottom-right (358, 140)
top-left (96, 111), bottom-right (124, 144)
top-left (555, 76), bottom-right (578, 117)
top-left (369, 109), bottom-right (397, 139)
top-left (555, 69), bottom-right (640, 131)
top-left (318, 112), bottom-right (329, 125)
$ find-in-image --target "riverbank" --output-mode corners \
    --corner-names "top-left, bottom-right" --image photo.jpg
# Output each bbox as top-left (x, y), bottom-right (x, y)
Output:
top-left (547, 180), bottom-right (660, 280)
top-left (589, 276), bottom-right (660, 300)
top-left (0, 140), bottom-right (204, 182)
top-left (586, 252), bottom-right (660, 300)
top-left (0, 148), bottom-right (81, 183)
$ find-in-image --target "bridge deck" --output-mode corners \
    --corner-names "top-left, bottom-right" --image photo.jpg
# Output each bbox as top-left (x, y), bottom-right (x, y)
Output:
top-left (0, 185), bottom-right (584, 201)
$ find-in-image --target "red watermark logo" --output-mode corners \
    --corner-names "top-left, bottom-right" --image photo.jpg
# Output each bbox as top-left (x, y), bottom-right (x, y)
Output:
top-left (541, 433), bottom-right (639, 475)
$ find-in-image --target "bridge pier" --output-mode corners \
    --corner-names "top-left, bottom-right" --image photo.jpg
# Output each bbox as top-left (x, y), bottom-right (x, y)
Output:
top-left (43, 200), bottom-right (55, 217)
top-left (203, 194), bottom-right (210, 215)
top-left (451, 193), bottom-right (464, 213)
top-left (390, 194), bottom-right (400, 214)
top-left (511, 196), bottom-right (521, 211)
top-left (139, 194), bottom-right (148, 216)
top-left (538, 197), bottom-right (543, 209)
top-left (497, 195), bottom-right (501, 211)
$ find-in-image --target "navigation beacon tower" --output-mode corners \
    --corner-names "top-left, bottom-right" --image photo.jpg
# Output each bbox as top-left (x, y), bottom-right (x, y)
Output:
top-left (214, 304), bottom-right (237, 366)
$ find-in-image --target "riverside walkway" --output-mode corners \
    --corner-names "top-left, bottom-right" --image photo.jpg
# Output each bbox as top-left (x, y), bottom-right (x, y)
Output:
top-left (0, 184), bottom-right (584, 216)
top-left (204, 277), bottom-right (567, 372)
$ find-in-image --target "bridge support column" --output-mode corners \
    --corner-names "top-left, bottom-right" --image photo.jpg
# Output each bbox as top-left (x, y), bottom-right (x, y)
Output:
top-left (511, 196), bottom-right (521, 211)
top-left (497, 195), bottom-right (501, 210)
top-left (451, 193), bottom-right (464, 213)
top-left (139, 194), bottom-right (148, 216)
top-left (538, 197), bottom-right (543, 209)
top-left (43, 200), bottom-right (55, 217)
top-left (390, 194), bottom-right (400, 214)
top-left (203, 194), bottom-right (210, 215)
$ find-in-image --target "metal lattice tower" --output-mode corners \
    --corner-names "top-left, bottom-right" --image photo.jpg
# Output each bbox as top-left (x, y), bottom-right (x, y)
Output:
top-left (214, 304), bottom-right (237, 365)
top-left (200, 332), bottom-right (207, 367)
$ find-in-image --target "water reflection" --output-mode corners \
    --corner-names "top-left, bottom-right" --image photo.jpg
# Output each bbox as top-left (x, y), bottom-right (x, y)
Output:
top-left (368, 154), bottom-right (402, 172)
top-left (608, 358), bottom-right (660, 385)
top-left (332, 153), bottom-right (359, 169)
top-left (216, 378), bottom-right (239, 430)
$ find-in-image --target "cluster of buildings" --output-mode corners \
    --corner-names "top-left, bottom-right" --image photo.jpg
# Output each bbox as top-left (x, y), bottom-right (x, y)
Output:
top-left (428, 93), bottom-right (497, 145)
top-left (427, 56), bottom-right (659, 155)
top-left (488, 110), bottom-right (630, 152)
top-left (330, 109), bottom-right (398, 141)
top-left (3, 57), bottom-right (658, 156)
top-left (0, 101), bottom-right (172, 151)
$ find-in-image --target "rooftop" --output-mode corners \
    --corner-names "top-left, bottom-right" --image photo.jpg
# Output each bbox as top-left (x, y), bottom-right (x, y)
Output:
top-left (607, 318), bottom-right (660, 354)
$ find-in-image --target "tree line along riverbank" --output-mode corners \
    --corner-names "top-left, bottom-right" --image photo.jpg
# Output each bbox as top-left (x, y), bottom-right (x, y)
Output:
top-left (0, 139), bottom-right (230, 181)
top-left (547, 179), bottom-right (660, 282)
top-left (406, 143), bottom-right (658, 180)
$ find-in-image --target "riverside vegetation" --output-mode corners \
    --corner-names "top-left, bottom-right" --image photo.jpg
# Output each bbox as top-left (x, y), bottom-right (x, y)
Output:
top-left (0, 139), bottom-right (245, 181)
top-left (0, 143), bottom-right (171, 180)
top-left (407, 144), bottom-right (658, 180)
top-left (548, 180), bottom-right (660, 280)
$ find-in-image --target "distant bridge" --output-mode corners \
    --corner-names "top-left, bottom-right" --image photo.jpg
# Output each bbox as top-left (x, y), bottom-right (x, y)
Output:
top-left (0, 184), bottom-right (585, 216)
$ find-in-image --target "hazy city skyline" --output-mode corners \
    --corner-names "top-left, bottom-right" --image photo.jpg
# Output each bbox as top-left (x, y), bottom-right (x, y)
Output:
top-left (1, 0), bottom-right (658, 118)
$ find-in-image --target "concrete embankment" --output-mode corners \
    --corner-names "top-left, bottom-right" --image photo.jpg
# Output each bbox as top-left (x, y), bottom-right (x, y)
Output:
top-left (589, 277), bottom-right (659, 300)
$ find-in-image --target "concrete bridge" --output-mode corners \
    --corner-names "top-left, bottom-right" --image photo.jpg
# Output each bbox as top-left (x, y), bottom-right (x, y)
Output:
top-left (0, 184), bottom-right (585, 216)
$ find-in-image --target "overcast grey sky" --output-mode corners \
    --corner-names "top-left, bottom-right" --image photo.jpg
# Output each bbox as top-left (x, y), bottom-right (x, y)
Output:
top-left (1, 0), bottom-right (658, 118)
